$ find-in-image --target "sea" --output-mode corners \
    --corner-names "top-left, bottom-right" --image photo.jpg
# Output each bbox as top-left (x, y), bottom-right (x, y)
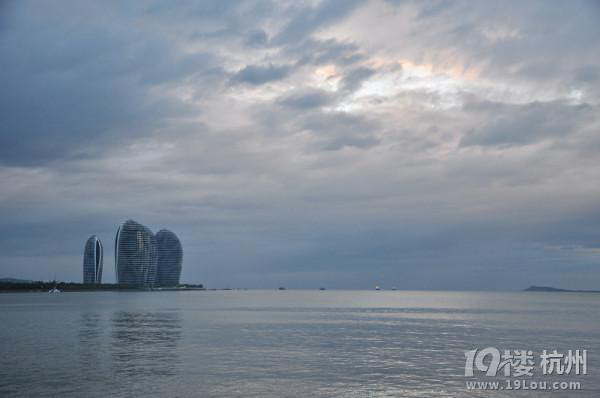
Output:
top-left (0, 290), bottom-right (598, 397)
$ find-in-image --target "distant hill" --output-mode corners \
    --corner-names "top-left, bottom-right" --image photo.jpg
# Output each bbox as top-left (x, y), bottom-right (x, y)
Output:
top-left (0, 277), bottom-right (33, 284)
top-left (524, 285), bottom-right (600, 293)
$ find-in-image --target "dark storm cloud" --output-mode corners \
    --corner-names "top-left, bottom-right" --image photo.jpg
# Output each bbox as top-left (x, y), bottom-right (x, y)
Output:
top-left (1, 0), bottom-right (600, 290)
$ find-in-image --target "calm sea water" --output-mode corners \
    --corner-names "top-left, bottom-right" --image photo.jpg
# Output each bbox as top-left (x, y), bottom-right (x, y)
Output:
top-left (0, 290), bottom-right (598, 397)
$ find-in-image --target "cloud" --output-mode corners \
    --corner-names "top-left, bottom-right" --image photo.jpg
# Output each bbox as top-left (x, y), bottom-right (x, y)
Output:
top-left (291, 38), bottom-right (365, 67)
top-left (460, 100), bottom-right (596, 147)
top-left (273, 0), bottom-right (362, 44)
top-left (1, 0), bottom-right (600, 289)
top-left (300, 111), bottom-right (380, 150)
top-left (277, 89), bottom-right (333, 109)
top-left (0, 2), bottom-right (221, 166)
top-left (230, 63), bottom-right (292, 85)
top-left (245, 29), bottom-right (269, 47)
top-left (339, 66), bottom-right (377, 93)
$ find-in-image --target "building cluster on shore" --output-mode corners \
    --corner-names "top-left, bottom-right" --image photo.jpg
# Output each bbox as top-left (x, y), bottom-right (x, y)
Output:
top-left (83, 219), bottom-right (183, 287)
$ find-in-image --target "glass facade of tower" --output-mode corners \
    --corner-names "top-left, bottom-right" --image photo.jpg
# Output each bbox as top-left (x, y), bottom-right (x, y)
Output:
top-left (83, 235), bottom-right (103, 284)
top-left (114, 219), bottom-right (157, 287)
top-left (156, 229), bottom-right (183, 286)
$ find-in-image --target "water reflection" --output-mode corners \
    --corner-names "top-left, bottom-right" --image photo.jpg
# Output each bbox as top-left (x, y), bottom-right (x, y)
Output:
top-left (78, 312), bottom-right (105, 381)
top-left (79, 312), bottom-right (103, 340)
top-left (7, 291), bottom-right (600, 397)
top-left (110, 311), bottom-right (182, 377)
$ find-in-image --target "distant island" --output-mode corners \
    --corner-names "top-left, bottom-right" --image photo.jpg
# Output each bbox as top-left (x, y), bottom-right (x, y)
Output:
top-left (524, 285), bottom-right (600, 293)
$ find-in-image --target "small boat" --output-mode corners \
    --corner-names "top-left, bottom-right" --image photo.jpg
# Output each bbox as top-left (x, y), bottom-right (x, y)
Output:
top-left (375, 286), bottom-right (381, 291)
top-left (49, 273), bottom-right (61, 293)
top-left (278, 287), bottom-right (286, 290)
top-left (319, 287), bottom-right (326, 290)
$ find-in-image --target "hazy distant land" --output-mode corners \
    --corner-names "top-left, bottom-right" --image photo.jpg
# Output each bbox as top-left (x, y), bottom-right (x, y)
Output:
top-left (524, 285), bottom-right (600, 293)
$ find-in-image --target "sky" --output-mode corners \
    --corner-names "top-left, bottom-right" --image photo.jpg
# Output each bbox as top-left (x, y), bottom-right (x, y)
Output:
top-left (1, 0), bottom-right (599, 290)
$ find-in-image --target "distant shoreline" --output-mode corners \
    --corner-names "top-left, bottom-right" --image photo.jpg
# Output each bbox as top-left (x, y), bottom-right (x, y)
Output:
top-left (524, 285), bottom-right (600, 293)
top-left (0, 281), bottom-right (205, 293)
top-left (2, 281), bottom-right (599, 293)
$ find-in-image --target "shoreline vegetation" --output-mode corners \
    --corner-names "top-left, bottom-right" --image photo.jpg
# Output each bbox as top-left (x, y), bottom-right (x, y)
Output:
top-left (0, 280), bottom-right (204, 293)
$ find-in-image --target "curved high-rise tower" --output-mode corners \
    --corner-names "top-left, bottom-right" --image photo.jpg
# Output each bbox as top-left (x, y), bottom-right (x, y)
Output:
top-left (83, 235), bottom-right (103, 284)
top-left (156, 229), bottom-right (183, 286)
top-left (114, 219), bottom-right (157, 287)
